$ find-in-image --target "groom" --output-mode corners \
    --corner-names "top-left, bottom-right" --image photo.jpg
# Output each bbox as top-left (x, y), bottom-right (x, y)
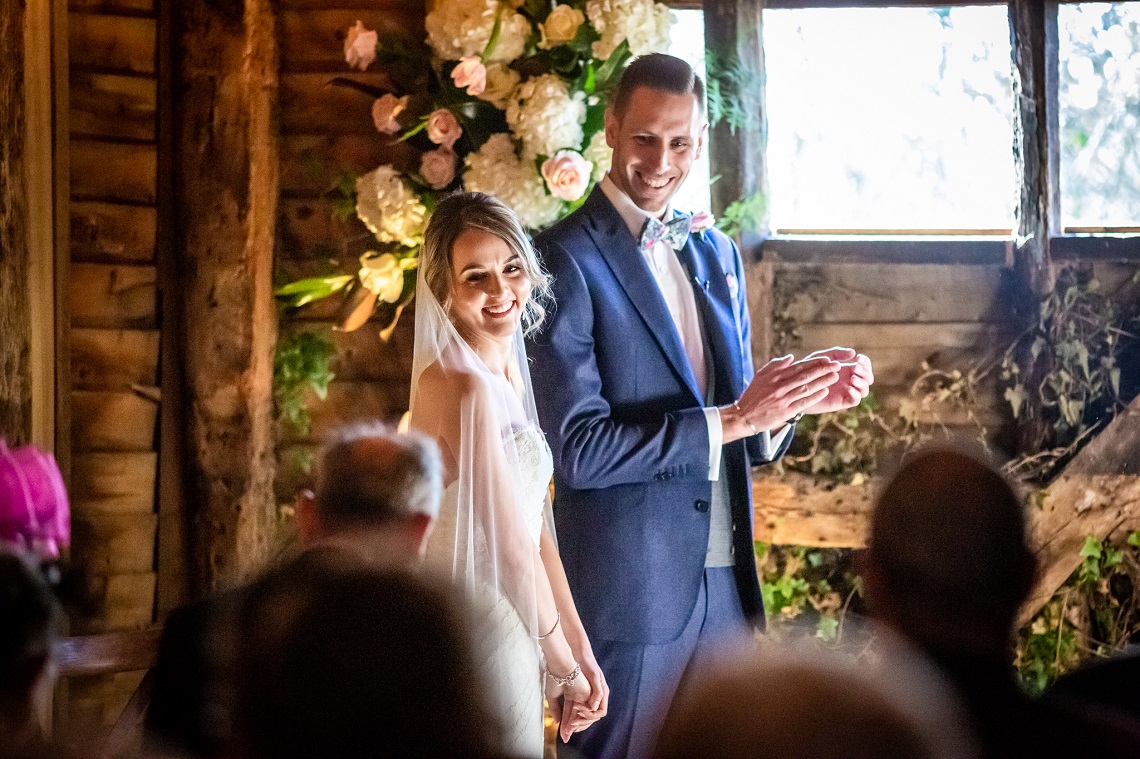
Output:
top-left (528, 54), bottom-right (873, 758)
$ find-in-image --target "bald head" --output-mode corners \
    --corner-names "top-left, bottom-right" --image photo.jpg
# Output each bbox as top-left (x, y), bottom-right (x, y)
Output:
top-left (865, 447), bottom-right (1035, 648)
top-left (313, 423), bottom-right (442, 531)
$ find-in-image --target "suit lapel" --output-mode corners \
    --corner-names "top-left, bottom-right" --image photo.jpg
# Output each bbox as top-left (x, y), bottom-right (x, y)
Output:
top-left (582, 188), bottom-right (703, 402)
top-left (675, 228), bottom-right (745, 402)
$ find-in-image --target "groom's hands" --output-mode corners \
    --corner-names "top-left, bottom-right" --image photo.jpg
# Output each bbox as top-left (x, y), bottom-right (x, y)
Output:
top-left (795, 347), bottom-right (874, 415)
top-left (720, 354), bottom-right (840, 443)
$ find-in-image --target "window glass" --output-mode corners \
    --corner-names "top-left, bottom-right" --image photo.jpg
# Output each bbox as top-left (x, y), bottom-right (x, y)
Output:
top-left (667, 9), bottom-right (713, 214)
top-left (763, 6), bottom-right (1016, 232)
top-left (1059, 2), bottom-right (1140, 229)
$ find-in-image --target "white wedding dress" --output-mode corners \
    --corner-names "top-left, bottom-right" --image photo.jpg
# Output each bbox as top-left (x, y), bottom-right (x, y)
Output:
top-left (427, 424), bottom-right (553, 758)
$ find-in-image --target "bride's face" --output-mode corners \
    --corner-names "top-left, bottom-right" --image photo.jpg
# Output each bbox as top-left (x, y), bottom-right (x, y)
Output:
top-left (448, 227), bottom-right (532, 348)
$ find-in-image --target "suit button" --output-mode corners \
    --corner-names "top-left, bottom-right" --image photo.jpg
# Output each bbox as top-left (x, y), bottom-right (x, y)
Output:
top-left (695, 499), bottom-right (710, 513)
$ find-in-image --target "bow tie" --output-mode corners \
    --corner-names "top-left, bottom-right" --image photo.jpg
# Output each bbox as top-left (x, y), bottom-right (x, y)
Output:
top-left (640, 214), bottom-right (691, 253)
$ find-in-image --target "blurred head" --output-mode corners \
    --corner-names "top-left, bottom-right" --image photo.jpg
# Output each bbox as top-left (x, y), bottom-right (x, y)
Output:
top-left (234, 558), bottom-right (499, 759)
top-left (862, 445), bottom-right (1036, 655)
top-left (0, 548), bottom-right (62, 739)
top-left (0, 440), bottom-right (69, 561)
top-left (297, 422), bottom-right (442, 564)
top-left (419, 192), bottom-right (552, 346)
top-left (657, 644), bottom-right (977, 759)
top-left (605, 53), bottom-right (707, 214)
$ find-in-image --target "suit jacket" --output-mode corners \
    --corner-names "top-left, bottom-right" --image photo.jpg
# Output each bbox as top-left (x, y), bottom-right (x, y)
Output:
top-left (527, 186), bottom-right (792, 645)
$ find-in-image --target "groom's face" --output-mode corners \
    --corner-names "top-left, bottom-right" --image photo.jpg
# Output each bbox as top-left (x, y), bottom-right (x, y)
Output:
top-left (605, 86), bottom-right (706, 215)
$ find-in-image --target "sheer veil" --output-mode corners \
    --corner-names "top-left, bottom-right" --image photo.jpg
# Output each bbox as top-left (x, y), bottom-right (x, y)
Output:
top-left (407, 262), bottom-right (556, 641)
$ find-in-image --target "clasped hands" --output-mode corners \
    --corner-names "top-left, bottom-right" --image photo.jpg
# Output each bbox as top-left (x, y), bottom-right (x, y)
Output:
top-left (721, 347), bottom-right (874, 443)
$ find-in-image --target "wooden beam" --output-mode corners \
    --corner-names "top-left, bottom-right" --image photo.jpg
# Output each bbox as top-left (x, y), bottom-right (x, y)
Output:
top-left (177, 0), bottom-right (280, 593)
top-left (762, 237), bottom-right (1010, 266)
top-left (1, 0), bottom-right (32, 445)
top-left (1010, 0), bottom-right (1060, 299)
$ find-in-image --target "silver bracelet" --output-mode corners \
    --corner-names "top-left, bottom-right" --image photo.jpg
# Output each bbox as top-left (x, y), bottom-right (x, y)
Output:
top-left (535, 611), bottom-right (561, 640)
top-left (548, 662), bottom-right (581, 689)
top-left (732, 400), bottom-right (759, 435)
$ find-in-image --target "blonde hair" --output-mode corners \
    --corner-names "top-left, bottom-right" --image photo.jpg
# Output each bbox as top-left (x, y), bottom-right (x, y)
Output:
top-left (420, 192), bottom-right (553, 335)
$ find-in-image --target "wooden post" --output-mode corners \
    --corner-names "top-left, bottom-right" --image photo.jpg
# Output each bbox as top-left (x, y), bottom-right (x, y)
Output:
top-left (1010, 0), bottom-right (1060, 299)
top-left (177, 0), bottom-right (280, 593)
top-left (702, 0), bottom-right (774, 363)
top-left (0, 1), bottom-right (32, 445)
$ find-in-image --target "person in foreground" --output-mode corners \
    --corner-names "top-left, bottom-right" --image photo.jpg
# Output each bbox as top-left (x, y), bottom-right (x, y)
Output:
top-left (409, 192), bottom-right (607, 757)
top-left (861, 445), bottom-right (1140, 758)
top-left (527, 53), bottom-right (873, 758)
top-left (145, 422), bottom-right (443, 758)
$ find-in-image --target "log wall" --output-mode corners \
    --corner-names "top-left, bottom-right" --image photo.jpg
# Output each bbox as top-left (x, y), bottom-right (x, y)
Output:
top-left (66, 0), bottom-right (160, 735)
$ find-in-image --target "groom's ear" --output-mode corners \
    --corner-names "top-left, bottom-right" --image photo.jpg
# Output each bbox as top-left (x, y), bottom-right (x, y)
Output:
top-left (694, 122), bottom-right (708, 159)
top-left (604, 107), bottom-right (619, 148)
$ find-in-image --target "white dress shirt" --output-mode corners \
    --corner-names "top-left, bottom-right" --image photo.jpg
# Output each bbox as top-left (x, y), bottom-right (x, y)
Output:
top-left (599, 175), bottom-right (789, 480)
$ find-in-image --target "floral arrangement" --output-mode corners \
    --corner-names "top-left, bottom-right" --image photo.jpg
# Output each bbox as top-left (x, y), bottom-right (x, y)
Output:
top-left (277, 0), bottom-right (677, 336)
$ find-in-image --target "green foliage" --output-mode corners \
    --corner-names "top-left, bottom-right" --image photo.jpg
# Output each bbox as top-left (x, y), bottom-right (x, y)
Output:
top-left (274, 275), bottom-right (353, 309)
top-left (756, 542), bottom-right (860, 643)
top-left (705, 51), bottom-right (762, 134)
top-left (716, 192), bottom-right (768, 239)
top-left (785, 394), bottom-right (911, 485)
top-left (273, 330), bottom-right (336, 435)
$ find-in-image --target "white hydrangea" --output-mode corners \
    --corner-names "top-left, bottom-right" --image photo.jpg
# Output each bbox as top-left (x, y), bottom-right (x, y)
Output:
top-left (582, 129), bottom-right (612, 182)
top-left (355, 165), bottom-right (427, 248)
top-left (425, 0), bottom-right (530, 63)
top-left (464, 134), bottom-right (562, 229)
top-left (506, 74), bottom-right (587, 159)
top-left (586, 0), bottom-right (675, 61)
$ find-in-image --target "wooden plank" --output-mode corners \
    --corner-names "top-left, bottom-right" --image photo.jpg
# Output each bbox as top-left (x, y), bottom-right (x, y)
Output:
top-left (281, 72), bottom-right (400, 135)
top-left (1053, 235), bottom-right (1140, 262)
top-left (70, 262), bottom-right (156, 328)
top-left (57, 627), bottom-right (161, 675)
top-left (71, 389), bottom-right (158, 451)
top-left (73, 572), bottom-right (156, 634)
top-left (69, 1), bottom-right (155, 14)
top-left (280, 0), bottom-right (423, 11)
top-left (69, 71), bottom-right (156, 140)
top-left (282, 379), bottom-right (410, 445)
top-left (56, 0), bottom-right (74, 483)
top-left (769, 263), bottom-right (1016, 325)
top-left (71, 328), bottom-right (159, 389)
top-left (279, 8), bottom-right (425, 73)
top-left (798, 322), bottom-right (1011, 351)
top-left (280, 133), bottom-right (414, 196)
top-left (71, 511), bottom-right (158, 574)
top-left (71, 139), bottom-right (156, 204)
top-left (278, 196), bottom-right (365, 259)
top-left (761, 237), bottom-right (1010, 266)
top-left (64, 670), bottom-right (147, 734)
top-left (71, 451), bottom-right (157, 515)
top-left (69, 12), bottom-right (156, 74)
top-left (71, 201), bottom-right (156, 263)
top-left (753, 472), bottom-right (873, 547)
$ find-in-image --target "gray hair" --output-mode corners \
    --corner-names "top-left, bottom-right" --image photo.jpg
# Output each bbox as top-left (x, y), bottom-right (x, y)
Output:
top-left (420, 191), bottom-right (553, 336)
top-left (314, 422), bottom-right (442, 526)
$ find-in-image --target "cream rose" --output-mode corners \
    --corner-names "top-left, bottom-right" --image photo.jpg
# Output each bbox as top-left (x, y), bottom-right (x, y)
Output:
top-left (371, 94), bottom-right (408, 135)
top-left (541, 150), bottom-right (593, 201)
top-left (450, 56), bottom-right (487, 97)
top-left (358, 252), bottom-right (404, 304)
top-left (420, 148), bottom-right (457, 190)
top-left (426, 108), bottom-right (463, 149)
top-left (539, 5), bottom-right (585, 49)
top-left (343, 20), bottom-right (377, 71)
top-left (477, 63), bottom-right (521, 110)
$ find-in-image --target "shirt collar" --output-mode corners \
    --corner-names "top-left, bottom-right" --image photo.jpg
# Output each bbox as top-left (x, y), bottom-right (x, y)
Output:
top-left (600, 173), bottom-right (673, 242)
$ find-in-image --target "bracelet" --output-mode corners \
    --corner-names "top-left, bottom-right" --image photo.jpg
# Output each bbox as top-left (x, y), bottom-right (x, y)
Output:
top-left (732, 400), bottom-right (760, 435)
top-left (535, 611), bottom-right (561, 640)
top-left (548, 662), bottom-right (581, 689)
top-left (787, 413), bottom-right (804, 425)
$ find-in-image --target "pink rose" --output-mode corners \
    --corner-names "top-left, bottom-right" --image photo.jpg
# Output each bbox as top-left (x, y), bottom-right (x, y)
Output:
top-left (690, 210), bottom-right (715, 232)
top-left (371, 94), bottom-right (408, 135)
top-left (344, 21), bottom-right (377, 71)
top-left (420, 148), bottom-right (456, 190)
top-left (450, 56), bottom-right (487, 97)
top-left (426, 108), bottom-right (463, 149)
top-left (541, 150), bottom-right (593, 202)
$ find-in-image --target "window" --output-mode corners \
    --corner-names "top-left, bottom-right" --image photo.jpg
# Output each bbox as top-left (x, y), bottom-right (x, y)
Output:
top-left (763, 6), bottom-right (1016, 233)
top-left (1059, 2), bottom-right (1140, 230)
top-left (668, 8), bottom-right (714, 214)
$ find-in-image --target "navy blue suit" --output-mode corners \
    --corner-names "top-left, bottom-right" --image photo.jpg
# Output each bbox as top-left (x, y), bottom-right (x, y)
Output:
top-left (528, 186), bottom-right (793, 757)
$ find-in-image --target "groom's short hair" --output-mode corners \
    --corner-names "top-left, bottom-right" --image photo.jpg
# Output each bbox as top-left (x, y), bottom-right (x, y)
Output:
top-left (611, 53), bottom-right (705, 117)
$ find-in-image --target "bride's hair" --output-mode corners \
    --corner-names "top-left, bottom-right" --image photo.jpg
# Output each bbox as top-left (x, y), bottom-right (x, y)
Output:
top-left (420, 192), bottom-right (553, 335)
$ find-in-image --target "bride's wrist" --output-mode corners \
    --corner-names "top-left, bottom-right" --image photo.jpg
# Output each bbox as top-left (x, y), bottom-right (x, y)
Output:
top-left (540, 635), bottom-right (576, 675)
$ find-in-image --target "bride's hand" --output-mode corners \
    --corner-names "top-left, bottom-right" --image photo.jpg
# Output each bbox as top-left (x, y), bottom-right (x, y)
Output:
top-left (546, 667), bottom-right (598, 742)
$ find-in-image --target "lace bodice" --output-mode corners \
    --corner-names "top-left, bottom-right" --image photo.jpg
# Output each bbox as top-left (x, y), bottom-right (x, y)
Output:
top-left (510, 425), bottom-right (553, 546)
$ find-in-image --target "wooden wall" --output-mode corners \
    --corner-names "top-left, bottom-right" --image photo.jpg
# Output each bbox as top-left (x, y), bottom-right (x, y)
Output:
top-left (66, 0), bottom-right (158, 733)
top-left (274, 0), bottom-right (423, 502)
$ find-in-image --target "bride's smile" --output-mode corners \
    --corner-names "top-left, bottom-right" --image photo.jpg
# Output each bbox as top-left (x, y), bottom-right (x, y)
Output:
top-left (450, 226), bottom-right (532, 353)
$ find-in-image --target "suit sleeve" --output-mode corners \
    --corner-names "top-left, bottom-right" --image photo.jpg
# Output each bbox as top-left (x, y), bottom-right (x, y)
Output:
top-left (528, 238), bottom-right (710, 491)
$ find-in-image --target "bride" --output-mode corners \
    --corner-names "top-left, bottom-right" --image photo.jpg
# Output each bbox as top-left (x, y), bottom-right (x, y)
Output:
top-left (409, 192), bottom-right (608, 756)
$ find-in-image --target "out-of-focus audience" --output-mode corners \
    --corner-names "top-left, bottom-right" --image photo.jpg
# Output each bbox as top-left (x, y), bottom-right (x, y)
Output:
top-left (1051, 644), bottom-right (1140, 718)
top-left (656, 640), bottom-right (978, 759)
top-left (144, 422), bottom-right (443, 757)
top-left (860, 445), bottom-right (1140, 758)
top-left (0, 548), bottom-right (64, 759)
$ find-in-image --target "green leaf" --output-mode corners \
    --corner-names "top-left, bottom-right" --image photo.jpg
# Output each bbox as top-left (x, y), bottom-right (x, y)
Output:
top-left (1128, 531), bottom-right (1140, 549)
top-left (815, 615), bottom-right (839, 642)
top-left (1079, 535), bottom-right (1103, 560)
top-left (274, 275), bottom-right (353, 308)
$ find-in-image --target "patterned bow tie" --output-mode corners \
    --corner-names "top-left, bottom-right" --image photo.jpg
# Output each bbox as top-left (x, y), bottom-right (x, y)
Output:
top-left (640, 214), bottom-right (691, 253)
